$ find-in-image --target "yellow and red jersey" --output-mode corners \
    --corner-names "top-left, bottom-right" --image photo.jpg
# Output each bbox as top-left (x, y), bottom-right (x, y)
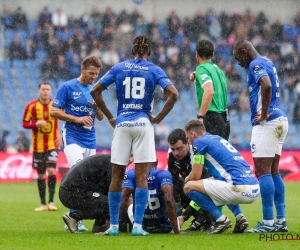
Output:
top-left (22, 99), bottom-right (59, 153)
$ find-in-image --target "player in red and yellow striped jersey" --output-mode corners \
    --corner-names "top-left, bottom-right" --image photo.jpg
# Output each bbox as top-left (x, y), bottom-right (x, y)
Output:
top-left (23, 82), bottom-right (61, 212)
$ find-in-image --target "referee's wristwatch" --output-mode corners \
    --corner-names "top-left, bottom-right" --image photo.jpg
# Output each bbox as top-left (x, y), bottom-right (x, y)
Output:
top-left (197, 115), bottom-right (205, 119)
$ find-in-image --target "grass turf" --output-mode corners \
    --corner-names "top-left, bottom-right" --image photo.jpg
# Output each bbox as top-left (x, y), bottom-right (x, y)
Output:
top-left (0, 182), bottom-right (300, 250)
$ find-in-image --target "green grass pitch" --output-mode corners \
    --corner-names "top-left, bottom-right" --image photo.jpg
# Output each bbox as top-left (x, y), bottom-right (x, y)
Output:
top-left (0, 182), bottom-right (299, 250)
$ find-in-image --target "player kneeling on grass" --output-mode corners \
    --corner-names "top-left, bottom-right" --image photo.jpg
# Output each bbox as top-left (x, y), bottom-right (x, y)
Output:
top-left (60, 154), bottom-right (132, 233)
top-left (183, 120), bottom-right (260, 234)
top-left (120, 165), bottom-right (181, 235)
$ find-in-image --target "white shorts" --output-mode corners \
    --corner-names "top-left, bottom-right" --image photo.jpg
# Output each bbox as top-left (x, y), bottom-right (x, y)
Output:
top-left (251, 116), bottom-right (288, 158)
top-left (111, 117), bottom-right (156, 165)
top-left (64, 143), bottom-right (96, 167)
top-left (203, 178), bottom-right (260, 206)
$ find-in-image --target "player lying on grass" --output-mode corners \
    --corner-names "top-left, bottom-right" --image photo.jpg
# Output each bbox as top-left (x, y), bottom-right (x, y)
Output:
top-left (184, 120), bottom-right (260, 234)
top-left (120, 164), bottom-right (182, 235)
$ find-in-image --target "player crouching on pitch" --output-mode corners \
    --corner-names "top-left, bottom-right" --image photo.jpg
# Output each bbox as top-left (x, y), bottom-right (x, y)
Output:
top-left (183, 120), bottom-right (260, 234)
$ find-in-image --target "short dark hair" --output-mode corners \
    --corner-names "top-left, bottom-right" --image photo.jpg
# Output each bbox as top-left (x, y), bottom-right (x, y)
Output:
top-left (38, 81), bottom-right (51, 89)
top-left (132, 35), bottom-right (151, 56)
top-left (167, 128), bottom-right (188, 144)
top-left (196, 40), bottom-right (214, 59)
top-left (81, 55), bottom-right (102, 69)
top-left (184, 120), bottom-right (206, 134)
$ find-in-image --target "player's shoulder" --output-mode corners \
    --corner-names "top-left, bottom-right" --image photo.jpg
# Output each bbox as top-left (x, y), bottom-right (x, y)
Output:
top-left (155, 169), bottom-right (172, 179)
top-left (61, 78), bottom-right (78, 87)
top-left (27, 99), bottom-right (39, 106)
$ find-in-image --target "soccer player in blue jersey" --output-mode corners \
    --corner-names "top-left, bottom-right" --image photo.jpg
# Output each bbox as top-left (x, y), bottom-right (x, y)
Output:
top-left (91, 35), bottom-right (178, 236)
top-left (50, 55), bottom-right (104, 231)
top-left (233, 40), bottom-right (289, 233)
top-left (184, 120), bottom-right (260, 234)
top-left (121, 167), bottom-right (181, 234)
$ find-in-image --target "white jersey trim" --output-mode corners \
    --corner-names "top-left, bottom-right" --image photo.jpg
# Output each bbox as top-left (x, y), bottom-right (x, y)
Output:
top-left (256, 86), bottom-right (262, 114)
top-left (205, 153), bottom-right (232, 184)
top-left (201, 80), bottom-right (212, 88)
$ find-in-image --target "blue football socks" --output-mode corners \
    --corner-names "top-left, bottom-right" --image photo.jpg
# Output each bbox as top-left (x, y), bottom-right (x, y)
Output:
top-left (187, 190), bottom-right (222, 220)
top-left (273, 174), bottom-right (286, 220)
top-left (134, 188), bottom-right (149, 225)
top-left (108, 192), bottom-right (122, 226)
top-left (227, 204), bottom-right (242, 217)
top-left (258, 174), bottom-right (275, 222)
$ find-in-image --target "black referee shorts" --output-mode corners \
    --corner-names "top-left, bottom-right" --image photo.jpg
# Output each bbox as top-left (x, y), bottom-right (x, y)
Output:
top-left (203, 111), bottom-right (230, 140)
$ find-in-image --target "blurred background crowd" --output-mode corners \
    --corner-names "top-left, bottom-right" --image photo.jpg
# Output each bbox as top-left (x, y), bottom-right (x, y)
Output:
top-left (1, 5), bottom-right (300, 151)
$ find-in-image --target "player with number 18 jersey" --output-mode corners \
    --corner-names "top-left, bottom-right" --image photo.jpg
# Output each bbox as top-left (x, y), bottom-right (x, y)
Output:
top-left (99, 58), bottom-right (172, 163)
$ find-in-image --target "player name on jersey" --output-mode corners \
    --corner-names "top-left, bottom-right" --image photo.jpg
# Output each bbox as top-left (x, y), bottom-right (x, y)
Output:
top-left (122, 104), bottom-right (143, 109)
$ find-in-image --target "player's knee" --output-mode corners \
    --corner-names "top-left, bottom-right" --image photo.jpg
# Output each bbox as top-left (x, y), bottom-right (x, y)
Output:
top-left (183, 183), bottom-right (192, 195)
top-left (38, 174), bottom-right (46, 180)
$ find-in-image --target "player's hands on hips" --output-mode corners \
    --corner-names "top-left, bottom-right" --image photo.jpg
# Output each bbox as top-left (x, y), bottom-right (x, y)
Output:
top-left (36, 120), bottom-right (46, 128)
top-left (108, 118), bottom-right (116, 128)
top-left (147, 112), bottom-right (159, 124)
top-left (254, 112), bottom-right (272, 123)
top-left (189, 71), bottom-right (196, 82)
top-left (77, 116), bottom-right (93, 126)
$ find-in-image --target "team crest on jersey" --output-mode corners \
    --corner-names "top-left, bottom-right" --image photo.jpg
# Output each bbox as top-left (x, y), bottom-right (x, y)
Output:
top-left (253, 65), bottom-right (261, 75)
top-left (250, 143), bottom-right (256, 153)
top-left (193, 146), bottom-right (198, 154)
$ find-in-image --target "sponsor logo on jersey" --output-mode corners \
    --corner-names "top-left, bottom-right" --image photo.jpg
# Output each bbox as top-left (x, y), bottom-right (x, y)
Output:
top-left (144, 214), bottom-right (158, 219)
top-left (240, 170), bottom-right (255, 178)
top-left (119, 111), bottom-right (135, 116)
top-left (241, 192), bottom-right (259, 198)
top-left (122, 104), bottom-right (143, 109)
top-left (148, 175), bottom-right (156, 181)
top-left (53, 99), bottom-right (59, 104)
top-left (71, 105), bottom-right (93, 113)
top-left (73, 92), bottom-right (82, 99)
top-left (117, 122), bottom-right (146, 128)
top-left (124, 62), bottom-right (149, 71)
top-left (248, 86), bottom-right (253, 92)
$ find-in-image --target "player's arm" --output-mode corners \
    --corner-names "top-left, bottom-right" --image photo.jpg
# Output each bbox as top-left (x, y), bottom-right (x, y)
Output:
top-left (90, 83), bottom-right (115, 127)
top-left (22, 104), bottom-right (46, 129)
top-left (150, 84), bottom-right (178, 124)
top-left (161, 184), bottom-right (180, 234)
top-left (184, 154), bottom-right (205, 183)
top-left (256, 75), bottom-right (272, 121)
top-left (119, 188), bottom-right (133, 220)
top-left (50, 107), bottom-right (92, 125)
top-left (198, 82), bottom-right (214, 117)
top-left (95, 108), bottom-right (104, 121)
